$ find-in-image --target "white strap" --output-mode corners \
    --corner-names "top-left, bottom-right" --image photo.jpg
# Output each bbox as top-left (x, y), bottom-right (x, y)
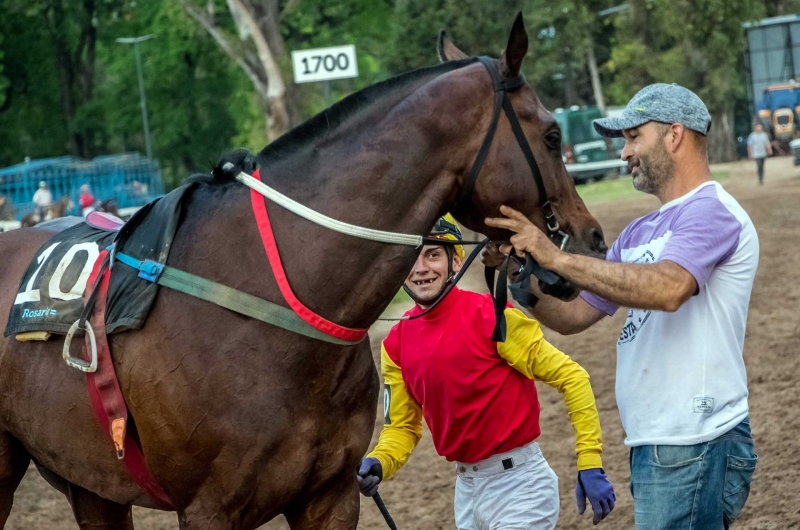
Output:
top-left (236, 171), bottom-right (424, 246)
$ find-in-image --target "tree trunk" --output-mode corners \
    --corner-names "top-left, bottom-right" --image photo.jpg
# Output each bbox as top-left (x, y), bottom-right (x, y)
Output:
top-left (586, 42), bottom-right (606, 116)
top-left (44, 0), bottom-right (97, 157)
top-left (563, 46), bottom-right (577, 106)
top-left (708, 109), bottom-right (738, 163)
top-left (181, 0), bottom-right (293, 141)
top-left (229, 0), bottom-right (290, 140)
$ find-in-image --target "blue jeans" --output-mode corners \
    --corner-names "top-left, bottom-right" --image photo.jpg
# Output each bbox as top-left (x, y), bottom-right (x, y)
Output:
top-left (630, 417), bottom-right (757, 529)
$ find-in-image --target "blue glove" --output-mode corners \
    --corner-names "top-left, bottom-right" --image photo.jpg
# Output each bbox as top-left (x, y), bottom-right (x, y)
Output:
top-left (357, 457), bottom-right (383, 497)
top-left (576, 468), bottom-right (615, 525)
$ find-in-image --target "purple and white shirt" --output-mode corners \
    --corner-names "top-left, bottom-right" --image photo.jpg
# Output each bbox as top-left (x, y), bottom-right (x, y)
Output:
top-left (582, 181), bottom-right (759, 447)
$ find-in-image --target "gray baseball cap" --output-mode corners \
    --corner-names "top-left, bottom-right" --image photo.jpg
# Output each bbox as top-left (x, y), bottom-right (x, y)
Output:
top-left (593, 83), bottom-right (712, 138)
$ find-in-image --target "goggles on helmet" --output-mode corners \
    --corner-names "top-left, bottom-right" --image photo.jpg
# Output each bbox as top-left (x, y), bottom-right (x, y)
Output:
top-left (430, 216), bottom-right (462, 241)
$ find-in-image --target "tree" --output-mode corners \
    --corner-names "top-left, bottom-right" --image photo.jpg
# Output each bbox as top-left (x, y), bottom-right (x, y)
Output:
top-left (0, 0), bottom-right (129, 157)
top-left (179, 0), bottom-right (293, 141)
top-left (605, 0), bottom-right (766, 162)
top-left (0, 33), bottom-right (8, 110)
top-left (0, 0), bottom-right (264, 186)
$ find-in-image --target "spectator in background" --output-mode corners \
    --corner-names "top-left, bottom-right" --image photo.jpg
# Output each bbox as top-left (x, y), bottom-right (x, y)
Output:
top-left (747, 124), bottom-right (772, 185)
top-left (32, 181), bottom-right (53, 221)
top-left (0, 194), bottom-right (14, 221)
top-left (79, 184), bottom-right (95, 216)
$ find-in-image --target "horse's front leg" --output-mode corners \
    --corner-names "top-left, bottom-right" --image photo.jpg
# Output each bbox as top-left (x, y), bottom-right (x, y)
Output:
top-left (67, 481), bottom-right (134, 530)
top-left (285, 472), bottom-right (360, 530)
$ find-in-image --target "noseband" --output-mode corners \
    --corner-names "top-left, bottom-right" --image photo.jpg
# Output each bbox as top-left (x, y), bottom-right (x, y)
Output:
top-left (458, 56), bottom-right (569, 251)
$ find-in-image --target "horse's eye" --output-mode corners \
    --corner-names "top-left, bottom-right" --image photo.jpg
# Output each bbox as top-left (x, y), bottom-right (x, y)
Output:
top-left (545, 131), bottom-right (561, 150)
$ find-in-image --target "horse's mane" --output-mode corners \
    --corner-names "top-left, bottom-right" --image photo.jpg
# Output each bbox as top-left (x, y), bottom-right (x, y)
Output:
top-left (192, 57), bottom-right (479, 187)
top-left (257, 57), bottom-right (478, 164)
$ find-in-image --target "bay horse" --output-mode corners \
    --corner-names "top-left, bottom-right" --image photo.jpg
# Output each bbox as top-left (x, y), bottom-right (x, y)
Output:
top-left (20, 195), bottom-right (75, 227)
top-left (0, 16), bottom-right (605, 530)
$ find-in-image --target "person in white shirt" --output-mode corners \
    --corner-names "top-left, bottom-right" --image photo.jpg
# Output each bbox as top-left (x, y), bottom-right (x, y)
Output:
top-left (32, 181), bottom-right (53, 221)
top-left (746, 124), bottom-right (772, 185)
top-left (485, 83), bottom-right (758, 529)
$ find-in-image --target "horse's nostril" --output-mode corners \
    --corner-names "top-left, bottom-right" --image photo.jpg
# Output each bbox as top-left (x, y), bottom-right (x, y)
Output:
top-left (590, 228), bottom-right (608, 254)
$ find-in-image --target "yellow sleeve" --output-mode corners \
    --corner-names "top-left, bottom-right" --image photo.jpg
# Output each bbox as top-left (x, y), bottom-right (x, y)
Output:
top-left (497, 308), bottom-right (603, 470)
top-left (366, 343), bottom-right (423, 480)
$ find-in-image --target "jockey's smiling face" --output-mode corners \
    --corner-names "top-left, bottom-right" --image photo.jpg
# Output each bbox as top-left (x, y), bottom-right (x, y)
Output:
top-left (405, 245), bottom-right (463, 304)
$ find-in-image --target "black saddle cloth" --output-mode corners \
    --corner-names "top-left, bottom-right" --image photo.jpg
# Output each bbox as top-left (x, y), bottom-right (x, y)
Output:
top-left (5, 183), bottom-right (195, 337)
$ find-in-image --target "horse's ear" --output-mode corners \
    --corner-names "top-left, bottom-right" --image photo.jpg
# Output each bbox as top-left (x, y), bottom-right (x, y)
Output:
top-left (437, 30), bottom-right (469, 62)
top-left (499, 12), bottom-right (528, 78)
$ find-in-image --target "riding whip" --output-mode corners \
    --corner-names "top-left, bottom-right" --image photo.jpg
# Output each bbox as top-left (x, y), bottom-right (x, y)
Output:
top-left (373, 493), bottom-right (398, 530)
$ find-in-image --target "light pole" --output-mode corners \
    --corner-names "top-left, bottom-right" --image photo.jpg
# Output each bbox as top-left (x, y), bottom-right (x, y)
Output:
top-left (116, 35), bottom-right (154, 159)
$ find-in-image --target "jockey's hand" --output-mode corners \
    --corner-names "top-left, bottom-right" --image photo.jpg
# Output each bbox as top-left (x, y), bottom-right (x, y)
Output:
top-left (576, 468), bottom-right (615, 525)
top-left (485, 205), bottom-right (562, 270)
top-left (480, 242), bottom-right (507, 268)
top-left (356, 457), bottom-right (382, 497)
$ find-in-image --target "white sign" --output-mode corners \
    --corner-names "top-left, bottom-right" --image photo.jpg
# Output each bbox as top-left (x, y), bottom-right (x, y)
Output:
top-left (291, 45), bottom-right (358, 84)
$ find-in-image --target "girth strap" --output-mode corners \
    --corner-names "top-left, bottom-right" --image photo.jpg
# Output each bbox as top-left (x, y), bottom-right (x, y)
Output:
top-left (82, 252), bottom-right (174, 510)
top-left (112, 251), bottom-right (363, 346)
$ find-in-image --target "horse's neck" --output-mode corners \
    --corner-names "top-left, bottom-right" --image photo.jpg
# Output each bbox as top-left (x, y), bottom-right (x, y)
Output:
top-left (254, 70), bottom-right (487, 328)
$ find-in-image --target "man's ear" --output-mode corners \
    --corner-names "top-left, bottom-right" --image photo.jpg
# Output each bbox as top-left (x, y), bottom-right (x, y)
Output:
top-left (668, 123), bottom-right (686, 153)
top-left (437, 30), bottom-right (469, 62)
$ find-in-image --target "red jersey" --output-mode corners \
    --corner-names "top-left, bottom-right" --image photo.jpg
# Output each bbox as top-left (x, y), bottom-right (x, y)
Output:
top-left (79, 192), bottom-right (95, 209)
top-left (382, 287), bottom-right (541, 463)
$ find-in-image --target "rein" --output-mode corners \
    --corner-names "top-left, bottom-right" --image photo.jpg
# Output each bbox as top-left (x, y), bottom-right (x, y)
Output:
top-left (234, 169), bottom-right (485, 248)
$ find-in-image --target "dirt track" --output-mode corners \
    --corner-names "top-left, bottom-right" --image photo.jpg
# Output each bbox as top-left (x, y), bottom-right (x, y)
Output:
top-left (5, 158), bottom-right (800, 529)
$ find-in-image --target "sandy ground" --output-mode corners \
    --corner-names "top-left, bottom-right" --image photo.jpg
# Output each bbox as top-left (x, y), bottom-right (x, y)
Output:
top-left (4, 157), bottom-right (800, 529)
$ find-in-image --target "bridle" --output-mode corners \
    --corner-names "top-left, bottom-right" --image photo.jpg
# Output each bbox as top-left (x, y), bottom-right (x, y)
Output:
top-left (457, 56), bottom-right (570, 251)
top-left (384, 57), bottom-right (573, 330)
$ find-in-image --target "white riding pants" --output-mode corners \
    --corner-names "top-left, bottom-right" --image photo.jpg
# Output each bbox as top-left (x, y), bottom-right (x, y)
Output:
top-left (454, 441), bottom-right (559, 530)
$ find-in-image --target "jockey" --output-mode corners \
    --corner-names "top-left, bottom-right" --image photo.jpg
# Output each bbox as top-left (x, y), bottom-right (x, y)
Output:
top-left (401, 214), bottom-right (465, 304)
top-left (357, 214), bottom-right (615, 529)
top-left (79, 184), bottom-right (96, 217)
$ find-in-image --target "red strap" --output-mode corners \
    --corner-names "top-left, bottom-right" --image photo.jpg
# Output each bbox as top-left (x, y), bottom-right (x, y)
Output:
top-left (83, 253), bottom-right (174, 510)
top-left (249, 169), bottom-right (368, 342)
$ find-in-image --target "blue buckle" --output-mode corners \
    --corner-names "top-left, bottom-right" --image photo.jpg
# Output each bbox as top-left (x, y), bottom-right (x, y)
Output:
top-left (138, 260), bottom-right (164, 282)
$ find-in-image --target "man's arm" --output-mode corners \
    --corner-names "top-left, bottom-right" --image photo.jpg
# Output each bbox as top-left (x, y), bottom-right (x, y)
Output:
top-left (514, 274), bottom-right (607, 334)
top-left (485, 207), bottom-right (697, 312)
top-left (367, 345), bottom-right (423, 481)
top-left (497, 309), bottom-right (603, 470)
top-left (553, 254), bottom-right (696, 312)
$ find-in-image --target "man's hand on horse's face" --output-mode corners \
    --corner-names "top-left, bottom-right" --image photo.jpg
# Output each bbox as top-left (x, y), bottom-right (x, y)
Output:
top-left (485, 205), bottom-right (562, 269)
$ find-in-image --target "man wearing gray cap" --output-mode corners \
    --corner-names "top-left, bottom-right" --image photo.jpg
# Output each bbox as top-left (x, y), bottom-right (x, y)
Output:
top-left (485, 83), bottom-right (759, 529)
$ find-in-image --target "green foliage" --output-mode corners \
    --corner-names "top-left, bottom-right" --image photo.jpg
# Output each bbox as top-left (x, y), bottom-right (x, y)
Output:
top-left (280, 0), bottom-right (394, 117)
top-left (0, 0), bottom-right (789, 181)
top-left (0, 34), bottom-right (8, 109)
top-left (605, 0), bottom-right (766, 115)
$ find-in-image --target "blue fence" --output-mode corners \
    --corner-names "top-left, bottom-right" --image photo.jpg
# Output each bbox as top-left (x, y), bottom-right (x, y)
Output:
top-left (0, 154), bottom-right (164, 220)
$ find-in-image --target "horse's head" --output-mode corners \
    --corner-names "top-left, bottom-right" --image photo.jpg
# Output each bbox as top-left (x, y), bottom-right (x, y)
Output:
top-left (440, 14), bottom-right (606, 299)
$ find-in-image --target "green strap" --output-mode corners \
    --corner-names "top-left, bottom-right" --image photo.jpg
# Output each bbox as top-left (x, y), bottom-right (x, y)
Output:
top-left (151, 266), bottom-right (362, 346)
